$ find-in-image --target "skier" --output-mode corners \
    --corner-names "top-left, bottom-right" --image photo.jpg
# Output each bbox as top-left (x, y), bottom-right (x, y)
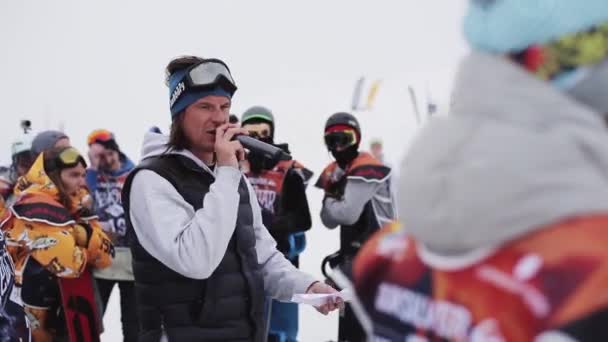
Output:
top-left (241, 106), bottom-right (313, 342)
top-left (86, 129), bottom-right (138, 341)
top-left (1, 146), bottom-right (113, 341)
top-left (316, 112), bottom-right (396, 342)
top-left (353, 1), bottom-right (608, 341)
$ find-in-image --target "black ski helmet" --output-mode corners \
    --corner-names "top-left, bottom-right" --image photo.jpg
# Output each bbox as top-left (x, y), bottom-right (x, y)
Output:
top-left (324, 112), bottom-right (361, 140)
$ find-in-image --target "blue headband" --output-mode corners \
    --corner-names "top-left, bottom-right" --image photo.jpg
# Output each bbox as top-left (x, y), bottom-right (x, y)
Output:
top-left (168, 68), bottom-right (232, 119)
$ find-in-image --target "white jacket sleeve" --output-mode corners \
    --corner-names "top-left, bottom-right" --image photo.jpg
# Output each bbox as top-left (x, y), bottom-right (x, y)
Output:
top-left (129, 166), bottom-right (242, 279)
top-left (245, 180), bottom-right (318, 301)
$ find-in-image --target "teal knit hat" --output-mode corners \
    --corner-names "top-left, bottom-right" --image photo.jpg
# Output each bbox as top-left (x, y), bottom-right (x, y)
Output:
top-left (464, 0), bottom-right (608, 53)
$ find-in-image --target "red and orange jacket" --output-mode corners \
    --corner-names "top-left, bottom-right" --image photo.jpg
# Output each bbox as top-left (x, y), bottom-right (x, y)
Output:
top-left (354, 217), bottom-right (608, 341)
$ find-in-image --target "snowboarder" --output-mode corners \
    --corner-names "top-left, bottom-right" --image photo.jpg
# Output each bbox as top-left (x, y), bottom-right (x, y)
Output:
top-left (86, 129), bottom-right (138, 341)
top-left (241, 106), bottom-right (314, 342)
top-left (316, 112), bottom-right (396, 342)
top-left (1, 147), bottom-right (113, 341)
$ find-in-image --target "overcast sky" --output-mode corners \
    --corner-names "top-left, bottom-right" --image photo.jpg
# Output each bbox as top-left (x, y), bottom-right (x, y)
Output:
top-left (0, 1), bottom-right (469, 340)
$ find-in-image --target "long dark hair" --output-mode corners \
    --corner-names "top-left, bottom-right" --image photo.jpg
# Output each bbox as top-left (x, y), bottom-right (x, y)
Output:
top-left (43, 147), bottom-right (85, 209)
top-left (164, 55), bottom-right (205, 151)
top-left (167, 112), bottom-right (191, 151)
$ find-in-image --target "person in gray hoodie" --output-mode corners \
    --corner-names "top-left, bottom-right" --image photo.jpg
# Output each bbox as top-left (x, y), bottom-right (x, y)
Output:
top-left (122, 55), bottom-right (342, 342)
top-left (352, 1), bottom-right (608, 341)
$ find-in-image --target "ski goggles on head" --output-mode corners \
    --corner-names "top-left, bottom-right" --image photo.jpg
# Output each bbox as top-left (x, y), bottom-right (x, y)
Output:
top-left (170, 59), bottom-right (237, 108)
top-left (324, 129), bottom-right (358, 151)
top-left (87, 129), bottom-right (114, 145)
top-left (511, 21), bottom-right (608, 86)
top-left (46, 147), bottom-right (87, 172)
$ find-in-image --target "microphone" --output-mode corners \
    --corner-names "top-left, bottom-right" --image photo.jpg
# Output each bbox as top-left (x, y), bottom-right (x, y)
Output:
top-left (234, 135), bottom-right (292, 161)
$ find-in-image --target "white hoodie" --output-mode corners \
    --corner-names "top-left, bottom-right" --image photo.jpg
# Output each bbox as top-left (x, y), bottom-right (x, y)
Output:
top-left (128, 132), bottom-right (317, 301)
top-left (398, 52), bottom-right (608, 257)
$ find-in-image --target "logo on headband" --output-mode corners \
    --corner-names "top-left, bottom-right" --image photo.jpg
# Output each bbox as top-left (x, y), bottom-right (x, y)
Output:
top-left (170, 81), bottom-right (186, 108)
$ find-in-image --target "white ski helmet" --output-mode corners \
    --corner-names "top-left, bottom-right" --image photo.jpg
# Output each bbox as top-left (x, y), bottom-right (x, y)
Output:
top-left (11, 134), bottom-right (33, 158)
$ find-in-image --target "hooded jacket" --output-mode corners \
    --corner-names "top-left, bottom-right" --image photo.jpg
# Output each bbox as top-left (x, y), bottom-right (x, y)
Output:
top-left (128, 132), bottom-right (316, 292)
top-left (352, 52), bottom-right (608, 342)
top-left (399, 52), bottom-right (608, 256)
top-left (86, 154), bottom-right (135, 281)
top-left (317, 152), bottom-right (396, 257)
top-left (0, 153), bottom-right (113, 286)
top-left (125, 132), bottom-right (318, 341)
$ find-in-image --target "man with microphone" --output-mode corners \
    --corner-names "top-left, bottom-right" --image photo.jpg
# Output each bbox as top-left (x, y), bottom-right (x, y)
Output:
top-left (122, 55), bottom-right (342, 342)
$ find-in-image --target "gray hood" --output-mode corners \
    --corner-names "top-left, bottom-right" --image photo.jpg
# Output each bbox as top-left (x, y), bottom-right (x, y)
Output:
top-left (398, 51), bottom-right (608, 256)
top-left (139, 131), bottom-right (214, 174)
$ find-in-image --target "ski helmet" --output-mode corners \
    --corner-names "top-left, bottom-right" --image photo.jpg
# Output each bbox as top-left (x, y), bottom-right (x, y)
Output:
top-left (10, 133), bottom-right (35, 177)
top-left (325, 112), bottom-right (361, 138)
top-left (241, 106), bottom-right (275, 139)
top-left (324, 112), bottom-right (362, 152)
top-left (11, 134), bottom-right (33, 159)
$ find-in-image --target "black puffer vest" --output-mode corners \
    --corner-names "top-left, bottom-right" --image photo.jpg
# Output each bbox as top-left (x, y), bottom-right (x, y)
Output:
top-left (122, 154), bottom-right (265, 342)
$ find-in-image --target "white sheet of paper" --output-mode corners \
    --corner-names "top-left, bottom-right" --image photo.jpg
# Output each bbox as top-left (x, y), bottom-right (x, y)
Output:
top-left (291, 288), bottom-right (353, 307)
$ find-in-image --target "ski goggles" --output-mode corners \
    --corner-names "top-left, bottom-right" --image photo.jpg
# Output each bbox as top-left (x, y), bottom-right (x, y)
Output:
top-left (87, 129), bottom-right (114, 145)
top-left (46, 147), bottom-right (87, 172)
top-left (244, 123), bottom-right (272, 140)
top-left (324, 129), bottom-right (358, 151)
top-left (511, 21), bottom-right (608, 85)
top-left (170, 59), bottom-right (237, 108)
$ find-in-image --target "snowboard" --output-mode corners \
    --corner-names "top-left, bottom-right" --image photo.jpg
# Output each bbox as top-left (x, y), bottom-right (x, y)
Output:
top-left (58, 268), bottom-right (100, 342)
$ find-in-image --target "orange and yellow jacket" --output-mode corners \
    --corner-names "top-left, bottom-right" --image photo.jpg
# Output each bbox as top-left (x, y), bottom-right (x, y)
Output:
top-left (0, 154), bottom-right (113, 285)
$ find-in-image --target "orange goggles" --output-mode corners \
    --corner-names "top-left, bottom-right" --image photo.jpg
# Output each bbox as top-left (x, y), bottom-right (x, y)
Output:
top-left (87, 129), bottom-right (114, 145)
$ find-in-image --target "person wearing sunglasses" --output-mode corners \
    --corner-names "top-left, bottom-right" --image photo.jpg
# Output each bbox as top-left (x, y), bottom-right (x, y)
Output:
top-left (240, 106), bottom-right (314, 342)
top-left (122, 55), bottom-right (341, 342)
top-left (315, 112), bottom-right (396, 342)
top-left (352, 1), bottom-right (608, 341)
top-left (85, 129), bottom-right (138, 341)
top-left (0, 146), bottom-right (113, 341)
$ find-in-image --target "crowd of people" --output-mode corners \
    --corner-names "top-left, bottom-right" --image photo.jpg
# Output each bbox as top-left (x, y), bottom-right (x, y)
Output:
top-left (1, 1), bottom-right (608, 341)
top-left (0, 55), bottom-right (393, 341)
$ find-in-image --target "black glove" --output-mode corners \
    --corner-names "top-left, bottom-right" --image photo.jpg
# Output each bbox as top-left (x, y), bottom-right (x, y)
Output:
top-left (325, 176), bottom-right (347, 199)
